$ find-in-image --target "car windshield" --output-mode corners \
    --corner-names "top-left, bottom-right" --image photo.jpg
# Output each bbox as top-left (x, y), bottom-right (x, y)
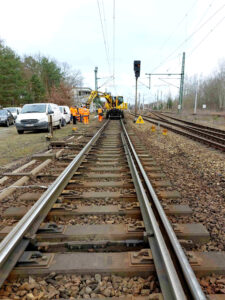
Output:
top-left (21, 104), bottom-right (46, 114)
top-left (5, 107), bottom-right (17, 113)
top-left (0, 110), bottom-right (7, 116)
top-left (59, 107), bottom-right (63, 113)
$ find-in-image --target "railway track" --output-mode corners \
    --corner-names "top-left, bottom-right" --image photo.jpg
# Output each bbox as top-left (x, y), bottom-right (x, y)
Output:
top-left (0, 119), bottom-right (224, 299)
top-left (132, 112), bottom-right (225, 152)
top-left (154, 112), bottom-right (225, 138)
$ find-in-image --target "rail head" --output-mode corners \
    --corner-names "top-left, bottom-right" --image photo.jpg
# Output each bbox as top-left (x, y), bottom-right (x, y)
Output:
top-left (121, 119), bottom-right (206, 300)
top-left (0, 120), bottom-right (109, 286)
top-left (121, 132), bottom-right (186, 299)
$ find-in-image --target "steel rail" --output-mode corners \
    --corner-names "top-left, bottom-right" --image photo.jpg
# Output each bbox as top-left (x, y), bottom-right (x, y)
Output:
top-left (157, 112), bottom-right (225, 135)
top-left (150, 112), bottom-right (225, 143)
top-left (121, 132), bottom-right (186, 299)
top-left (135, 114), bottom-right (225, 152)
top-left (0, 120), bottom-right (109, 287)
top-left (121, 120), bottom-right (206, 300)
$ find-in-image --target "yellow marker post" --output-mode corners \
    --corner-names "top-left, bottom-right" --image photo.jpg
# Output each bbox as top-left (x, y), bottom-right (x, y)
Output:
top-left (45, 134), bottom-right (53, 141)
top-left (136, 115), bottom-right (144, 124)
top-left (162, 128), bottom-right (168, 135)
top-left (151, 125), bottom-right (156, 132)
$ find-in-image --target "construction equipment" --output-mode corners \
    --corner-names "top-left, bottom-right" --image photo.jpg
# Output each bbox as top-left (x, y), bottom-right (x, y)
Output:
top-left (86, 91), bottom-right (127, 120)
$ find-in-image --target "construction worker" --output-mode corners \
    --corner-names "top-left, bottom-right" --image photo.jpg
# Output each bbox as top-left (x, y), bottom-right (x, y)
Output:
top-left (83, 107), bottom-right (89, 125)
top-left (79, 107), bottom-right (84, 123)
top-left (98, 107), bottom-right (103, 122)
top-left (75, 107), bottom-right (80, 122)
top-left (70, 106), bottom-right (74, 122)
top-left (72, 107), bottom-right (77, 124)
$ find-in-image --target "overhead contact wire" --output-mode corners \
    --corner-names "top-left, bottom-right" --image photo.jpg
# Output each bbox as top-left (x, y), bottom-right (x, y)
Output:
top-left (151, 2), bottom-right (225, 72)
top-left (188, 15), bottom-right (225, 56)
top-left (97, 0), bottom-right (111, 75)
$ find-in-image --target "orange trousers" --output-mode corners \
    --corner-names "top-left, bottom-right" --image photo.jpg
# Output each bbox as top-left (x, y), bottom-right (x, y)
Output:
top-left (83, 115), bottom-right (89, 124)
top-left (98, 114), bottom-right (103, 122)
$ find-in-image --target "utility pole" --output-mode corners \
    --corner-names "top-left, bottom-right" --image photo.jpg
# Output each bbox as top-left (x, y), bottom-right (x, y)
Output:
top-left (138, 93), bottom-right (141, 111)
top-left (194, 75), bottom-right (199, 115)
top-left (135, 78), bottom-right (138, 116)
top-left (157, 90), bottom-right (159, 110)
top-left (178, 52), bottom-right (185, 112)
top-left (145, 73), bottom-right (151, 89)
top-left (94, 67), bottom-right (98, 91)
top-left (93, 67), bottom-right (98, 112)
top-left (146, 54), bottom-right (185, 112)
top-left (134, 61), bottom-right (141, 118)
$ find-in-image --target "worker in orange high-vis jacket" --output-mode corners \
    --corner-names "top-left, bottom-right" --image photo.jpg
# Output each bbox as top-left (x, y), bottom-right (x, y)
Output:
top-left (87, 107), bottom-right (90, 120)
top-left (83, 107), bottom-right (89, 125)
top-left (75, 107), bottom-right (80, 122)
top-left (98, 107), bottom-right (103, 122)
top-left (72, 107), bottom-right (77, 124)
top-left (79, 107), bottom-right (84, 123)
top-left (70, 107), bottom-right (74, 122)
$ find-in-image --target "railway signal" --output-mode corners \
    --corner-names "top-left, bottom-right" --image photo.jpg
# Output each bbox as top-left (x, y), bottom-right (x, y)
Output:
top-left (134, 60), bottom-right (141, 78)
top-left (134, 60), bottom-right (141, 118)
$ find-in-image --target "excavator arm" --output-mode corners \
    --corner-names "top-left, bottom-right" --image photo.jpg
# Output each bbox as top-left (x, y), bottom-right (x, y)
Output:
top-left (86, 91), bottom-right (113, 109)
top-left (86, 91), bottom-right (99, 108)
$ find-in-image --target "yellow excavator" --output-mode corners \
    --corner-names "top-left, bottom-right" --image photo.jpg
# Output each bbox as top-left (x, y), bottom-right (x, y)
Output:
top-left (86, 90), bottom-right (127, 119)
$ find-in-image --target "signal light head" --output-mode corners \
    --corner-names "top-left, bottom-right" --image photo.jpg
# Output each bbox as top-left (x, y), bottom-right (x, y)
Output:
top-left (134, 60), bottom-right (141, 78)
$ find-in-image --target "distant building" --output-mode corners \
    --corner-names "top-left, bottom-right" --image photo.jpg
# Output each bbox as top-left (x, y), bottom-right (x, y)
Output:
top-left (73, 87), bottom-right (98, 112)
top-left (73, 87), bottom-right (92, 106)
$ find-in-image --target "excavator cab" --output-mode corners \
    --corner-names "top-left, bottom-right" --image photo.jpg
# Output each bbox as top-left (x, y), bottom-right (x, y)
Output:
top-left (116, 96), bottom-right (124, 107)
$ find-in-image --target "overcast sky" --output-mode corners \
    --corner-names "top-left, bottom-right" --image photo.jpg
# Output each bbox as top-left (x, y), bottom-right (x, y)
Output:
top-left (0, 0), bottom-right (225, 104)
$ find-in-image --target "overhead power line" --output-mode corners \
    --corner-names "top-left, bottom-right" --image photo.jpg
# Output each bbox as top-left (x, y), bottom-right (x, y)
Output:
top-left (188, 15), bottom-right (225, 57)
top-left (101, 0), bottom-right (110, 66)
top-left (193, 0), bottom-right (217, 30)
top-left (113, 0), bottom-right (116, 89)
top-left (159, 0), bottom-right (199, 52)
top-left (96, 0), bottom-right (111, 74)
top-left (151, 2), bottom-right (225, 72)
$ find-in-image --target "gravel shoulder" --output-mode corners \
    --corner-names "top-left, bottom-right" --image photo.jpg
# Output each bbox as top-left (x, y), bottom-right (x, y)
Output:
top-left (127, 113), bottom-right (225, 251)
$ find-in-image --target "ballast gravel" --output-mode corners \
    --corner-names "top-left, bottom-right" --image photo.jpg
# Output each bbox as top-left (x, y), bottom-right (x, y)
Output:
top-left (0, 273), bottom-right (160, 299)
top-left (127, 115), bottom-right (225, 251)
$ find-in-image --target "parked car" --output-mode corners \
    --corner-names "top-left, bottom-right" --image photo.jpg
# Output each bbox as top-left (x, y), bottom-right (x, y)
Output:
top-left (0, 109), bottom-right (15, 127)
top-left (4, 107), bottom-right (21, 119)
top-left (15, 103), bottom-right (62, 134)
top-left (59, 106), bottom-right (71, 126)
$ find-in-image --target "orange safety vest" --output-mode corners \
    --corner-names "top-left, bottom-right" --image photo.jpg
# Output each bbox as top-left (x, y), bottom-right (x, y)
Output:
top-left (83, 108), bottom-right (89, 116)
top-left (79, 108), bottom-right (84, 116)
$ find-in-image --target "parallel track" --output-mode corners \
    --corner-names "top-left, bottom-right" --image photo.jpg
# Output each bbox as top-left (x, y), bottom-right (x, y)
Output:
top-left (0, 119), bottom-right (222, 299)
top-left (155, 112), bottom-right (225, 138)
top-left (132, 112), bottom-right (225, 152)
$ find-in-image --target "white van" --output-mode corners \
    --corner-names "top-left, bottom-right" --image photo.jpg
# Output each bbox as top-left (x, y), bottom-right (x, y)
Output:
top-left (59, 106), bottom-right (71, 126)
top-left (16, 103), bottom-right (62, 134)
